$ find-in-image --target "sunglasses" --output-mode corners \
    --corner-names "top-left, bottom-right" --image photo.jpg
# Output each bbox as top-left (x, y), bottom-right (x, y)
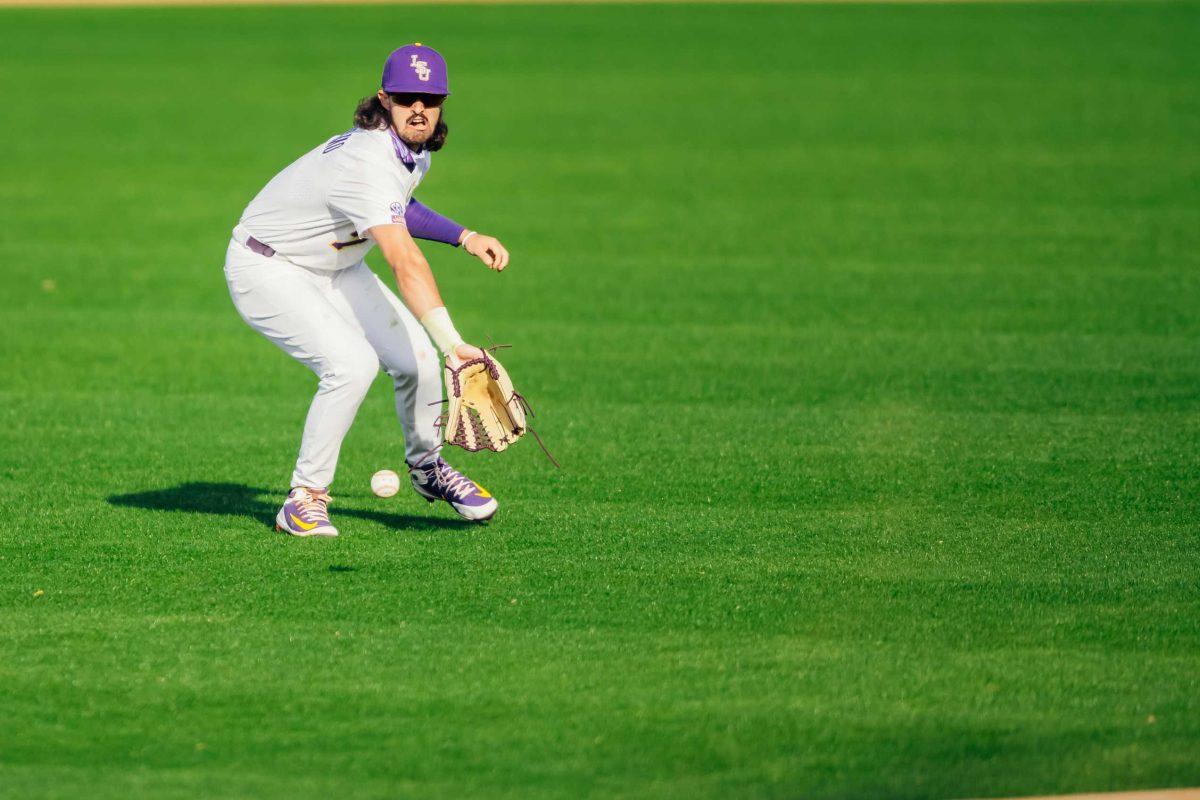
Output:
top-left (387, 92), bottom-right (446, 108)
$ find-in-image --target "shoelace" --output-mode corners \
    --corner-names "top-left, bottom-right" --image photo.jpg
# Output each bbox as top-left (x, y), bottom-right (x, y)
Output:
top-left (294, 489), bottom-right (332, 522)
top-left (434, 462), bottom-right (477, 499)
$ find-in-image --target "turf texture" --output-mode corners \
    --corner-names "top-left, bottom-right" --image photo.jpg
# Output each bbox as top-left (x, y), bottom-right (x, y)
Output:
top-left (1, 2), bottom-right (1198, 797)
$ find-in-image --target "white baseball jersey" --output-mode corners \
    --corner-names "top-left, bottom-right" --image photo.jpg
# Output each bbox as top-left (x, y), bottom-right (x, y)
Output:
top-left (235, 126), bottom-right (430, 271)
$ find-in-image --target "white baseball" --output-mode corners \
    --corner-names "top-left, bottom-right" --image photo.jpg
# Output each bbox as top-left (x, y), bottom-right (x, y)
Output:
top-left (370, 469), bottom-right (401, 498)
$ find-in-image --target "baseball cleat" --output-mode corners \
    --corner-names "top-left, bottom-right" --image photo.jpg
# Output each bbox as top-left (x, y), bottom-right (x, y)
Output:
top-left (275, 487), bottom-right (339, 537)
top-left (409, 457), bottom-right (498, 522)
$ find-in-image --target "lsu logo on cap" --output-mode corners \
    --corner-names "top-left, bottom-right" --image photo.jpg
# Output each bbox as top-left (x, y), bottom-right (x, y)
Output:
top-left (410, 54), bottom-right (431, 82)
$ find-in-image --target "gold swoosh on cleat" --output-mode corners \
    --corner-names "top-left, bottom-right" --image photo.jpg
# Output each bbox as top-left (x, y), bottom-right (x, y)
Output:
top-left (289, 513), bottom-right (319, 531)
top-left (475, 485), bottom-right (492, 498)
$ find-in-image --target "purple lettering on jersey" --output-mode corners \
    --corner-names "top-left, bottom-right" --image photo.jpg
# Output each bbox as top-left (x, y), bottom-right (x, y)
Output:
top-left (331, 230), bottom-right (368, 250)
top-left (322, 130), bottom-right (354, 154)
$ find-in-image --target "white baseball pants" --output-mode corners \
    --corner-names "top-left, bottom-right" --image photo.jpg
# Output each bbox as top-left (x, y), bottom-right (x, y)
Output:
top-left (224, 238), bottom-right (442, 489)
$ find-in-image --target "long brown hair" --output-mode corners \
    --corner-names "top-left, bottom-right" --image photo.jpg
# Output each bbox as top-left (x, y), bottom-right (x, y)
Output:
top-left (353, 94), bottom-right (448, 152)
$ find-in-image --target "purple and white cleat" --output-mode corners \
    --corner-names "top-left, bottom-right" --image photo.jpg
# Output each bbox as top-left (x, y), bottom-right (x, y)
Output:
top-left (409, 458), bottom-right (498, 522)
top-left (275, 487), bottom-right (339, 537)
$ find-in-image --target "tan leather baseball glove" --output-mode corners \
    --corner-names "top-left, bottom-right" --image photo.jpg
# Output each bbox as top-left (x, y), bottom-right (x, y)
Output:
top-left (441, 347), bottom-right (557, 465)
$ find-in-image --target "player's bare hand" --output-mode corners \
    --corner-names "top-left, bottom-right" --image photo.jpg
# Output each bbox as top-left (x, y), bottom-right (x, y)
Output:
top-left (448, 343), bottom-right (485, 367)
top-left (462, 233), bottom-right (509, 272)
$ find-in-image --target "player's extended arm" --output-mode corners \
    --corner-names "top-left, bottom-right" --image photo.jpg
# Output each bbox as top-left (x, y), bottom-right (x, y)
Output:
top-left (406, 199), bottom-right (510, 272)
top-left (369, 222), bottom-right (443, 318)
top-left (404, 199), bottom-right (464, 246)
top-left (369, 223), bottom-right (483, 363)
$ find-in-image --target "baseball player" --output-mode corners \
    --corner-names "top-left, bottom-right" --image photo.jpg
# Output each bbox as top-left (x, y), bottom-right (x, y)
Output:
top-left (224, 44), bottom-right (506, 537)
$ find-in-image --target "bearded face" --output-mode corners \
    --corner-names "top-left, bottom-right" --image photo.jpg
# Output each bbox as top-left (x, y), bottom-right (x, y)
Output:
top-left (378, 90), bottom-right (445, 150)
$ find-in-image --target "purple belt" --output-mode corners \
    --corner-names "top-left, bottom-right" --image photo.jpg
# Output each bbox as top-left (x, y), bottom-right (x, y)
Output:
top-left (246, 236), bottom-right (276, 258)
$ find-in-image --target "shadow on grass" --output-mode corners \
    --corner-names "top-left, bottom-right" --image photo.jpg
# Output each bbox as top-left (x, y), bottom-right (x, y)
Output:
top-left (107, 482), bottom-right (463, 532)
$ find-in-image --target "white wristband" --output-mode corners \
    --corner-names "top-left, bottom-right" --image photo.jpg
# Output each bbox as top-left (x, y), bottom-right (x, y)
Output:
top-left (419, 306), bottom-right (465, 356)
top-left (460, 230), bottom-right (477, 250)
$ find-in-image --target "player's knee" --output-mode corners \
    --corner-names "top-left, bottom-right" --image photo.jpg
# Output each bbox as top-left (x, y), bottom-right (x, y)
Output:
top-left (323, 347), bottom-right (380, 394)
top-left (347, 348), bottom-right (382, 389)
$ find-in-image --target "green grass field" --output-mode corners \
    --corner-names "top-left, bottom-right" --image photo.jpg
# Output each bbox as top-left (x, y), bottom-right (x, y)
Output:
top-left (1, 2), bottom-right (1198, 797)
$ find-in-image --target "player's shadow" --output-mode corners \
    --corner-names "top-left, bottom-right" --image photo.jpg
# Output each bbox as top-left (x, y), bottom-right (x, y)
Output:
top-left (107, 482), bottom-right (462, 532)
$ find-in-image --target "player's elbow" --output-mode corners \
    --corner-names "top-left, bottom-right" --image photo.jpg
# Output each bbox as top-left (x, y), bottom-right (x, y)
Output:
top-left (387, 251), bottom-right (428, 283)
top-left (370, 226), bottom-right (424, 274)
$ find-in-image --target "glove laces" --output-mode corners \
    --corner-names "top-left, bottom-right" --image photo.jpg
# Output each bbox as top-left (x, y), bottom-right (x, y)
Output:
top-left (425, 342), bottom-right (560, 468)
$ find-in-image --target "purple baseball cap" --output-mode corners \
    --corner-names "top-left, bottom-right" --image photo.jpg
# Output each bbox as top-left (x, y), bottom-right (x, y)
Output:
top-left (382, 43), bottom-right (450, 96)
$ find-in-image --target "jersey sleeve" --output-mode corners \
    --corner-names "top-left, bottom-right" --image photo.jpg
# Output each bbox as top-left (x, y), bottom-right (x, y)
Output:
top-left (327, 150), bottom-right (414, 234)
